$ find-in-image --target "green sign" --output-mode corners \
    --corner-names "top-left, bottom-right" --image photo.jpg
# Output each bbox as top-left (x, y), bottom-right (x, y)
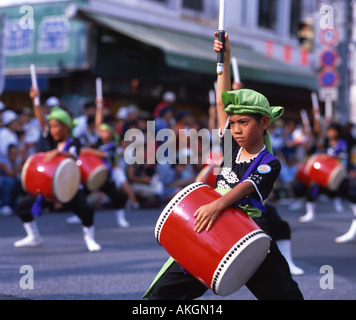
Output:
top-left (0, 1), bottom-right (89, 73)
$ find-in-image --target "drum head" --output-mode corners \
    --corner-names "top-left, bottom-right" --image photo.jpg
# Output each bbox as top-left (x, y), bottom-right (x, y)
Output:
top-left (52, 158), bottom-right (80, 203)
top-left (86, 165), bottom-right (109, 191)
top-left (212, 232), bottom-right (270, 296)
top-left (328, 165), bottom-right (346, 191)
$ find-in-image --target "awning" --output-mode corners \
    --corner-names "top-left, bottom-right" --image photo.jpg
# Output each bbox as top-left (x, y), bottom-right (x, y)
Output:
top-left (73, 8), bottom-right (318, 90)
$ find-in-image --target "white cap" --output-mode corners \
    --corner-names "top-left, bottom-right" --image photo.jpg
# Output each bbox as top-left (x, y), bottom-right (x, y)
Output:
top-left (46, 96), bottom-right (60, 107)
top-left (2, 110), bottom-right (18, 126)
top-left (116, 107), bottom-right (129, 119)
top-left (127, 104), bottom-right (138, 114)
top-left (163, 91), bottom-right (176, 103)
top-left (0, 101), bottom-right (5, 111)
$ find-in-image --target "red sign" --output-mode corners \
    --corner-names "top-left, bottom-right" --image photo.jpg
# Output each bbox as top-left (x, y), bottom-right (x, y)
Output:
top-left (319, 28), bottom-right (339, 47)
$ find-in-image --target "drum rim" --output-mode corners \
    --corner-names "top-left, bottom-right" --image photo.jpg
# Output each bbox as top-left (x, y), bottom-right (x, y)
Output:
top-left (21, 153), bottom-right (37, 193)
top-left (211, 230), bottom-right (270, 296)
top-left (154, 182), bottom-right (206, 244)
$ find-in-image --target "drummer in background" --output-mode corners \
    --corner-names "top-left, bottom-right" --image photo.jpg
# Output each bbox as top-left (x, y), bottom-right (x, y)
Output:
top-left (13, 87), bottom-right (102, 252)
top-left (144, 32), bottom-right (303, 300)
top-left (67, 97), bottom-right (135, 228)
top-left (299, 123), bottom-right (349, 224)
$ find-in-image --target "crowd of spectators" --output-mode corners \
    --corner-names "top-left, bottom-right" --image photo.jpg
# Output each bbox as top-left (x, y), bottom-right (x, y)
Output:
top-left (1, 91), bottom-right (356, 218)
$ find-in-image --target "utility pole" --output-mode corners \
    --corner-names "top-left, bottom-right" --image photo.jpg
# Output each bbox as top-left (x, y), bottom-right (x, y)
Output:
top-left (0, 14), bottom-right (6, 96)
top-left (337, 0), bottom-right (351, 123)
top-left (350, 0), bottom-right (356, 123)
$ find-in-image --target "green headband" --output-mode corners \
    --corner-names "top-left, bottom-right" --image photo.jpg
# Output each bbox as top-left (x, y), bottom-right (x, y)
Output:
top-left (222, 89), bottom-right (284, 154)
top-left (222, 89), bottom-right (284, 122)
top-left (99, 123), bottom-right (120, 145)
top-left (47, 107), bottom-right (73, 129)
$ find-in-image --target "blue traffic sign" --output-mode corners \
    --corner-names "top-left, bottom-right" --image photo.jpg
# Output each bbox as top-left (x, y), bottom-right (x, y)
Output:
top-left (320, 48), bottom-right (339, 67)
top-left (318, 68), bottom-right (339, 87)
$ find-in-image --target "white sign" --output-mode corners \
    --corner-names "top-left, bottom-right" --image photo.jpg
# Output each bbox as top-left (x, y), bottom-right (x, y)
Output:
top-left (319, 87), bottom-right (338, 102)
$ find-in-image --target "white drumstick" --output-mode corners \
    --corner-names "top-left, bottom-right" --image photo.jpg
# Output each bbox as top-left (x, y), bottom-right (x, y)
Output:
top-left (300, 109), bottom-right (310, 127)
top-left (231, 56), bottom-right (240, 83)
top-left (311, 91), bottom-right (321, 120)
top-left (96, 77), bottom-right (103, 108)
top-left (209, 89), bottom-right (216, 106)
top-left (30, 64), bottom-right (40, 106)
top-left (96, 77), bottom-right (102, 99)
top-left (311, 92), bottom-right (319, 110)
top-left (216, 0), bottom-right (226, 75)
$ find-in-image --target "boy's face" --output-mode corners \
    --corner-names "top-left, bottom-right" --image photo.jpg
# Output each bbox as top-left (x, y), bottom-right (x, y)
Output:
top-left (229, 113), bottom-right (270, 148)
top-left (327, 128), bottom-right (338, 140)
top-left (49, 119), bottom-right (69, 142)
top-left (99, 129), bottom-right (113, 143)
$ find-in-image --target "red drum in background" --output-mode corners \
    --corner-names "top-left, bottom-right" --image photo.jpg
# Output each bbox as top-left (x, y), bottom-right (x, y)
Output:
top-left (195, 164), bottom-right (220, 189)
top-left (21, 152), bottom-right (80, 203)
top-left (296, 161), bottom-right (310, 187)
top-left (155, 183), bottom-right (270, 297)
top-left (305, 154), bottom-right (346, 191)
top-left (202, 150), bottom-right (223, 168)
top-left (77, 152), bottom-right (109, 191)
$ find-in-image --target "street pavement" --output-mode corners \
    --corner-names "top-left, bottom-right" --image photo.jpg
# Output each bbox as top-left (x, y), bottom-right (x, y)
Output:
top-left (0, 197), bottom-right (355, 301)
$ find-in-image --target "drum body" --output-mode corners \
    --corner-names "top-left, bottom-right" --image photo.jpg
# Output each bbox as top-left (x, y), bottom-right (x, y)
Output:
top-left (77, 153), bottom-right (109, 191)
top-left (195, 164), bottom-right (220, 189)
top-left (296, 161), bottom-right (310, 187)
top-left (202, 151), bottom-right (223, 168)
top-left (21, 152), bottom-right (80, 203)
top-left (305, 154), bottom-right (345, 191)
top-left (155, 182), bottom-right (270, 297)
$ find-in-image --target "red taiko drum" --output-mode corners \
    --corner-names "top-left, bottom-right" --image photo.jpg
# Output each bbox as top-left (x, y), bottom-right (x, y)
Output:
top-left (305, 154), bottom-right (345, 191)
top-left (21, 152), bottom-right (80, 203)
top-left (202, 150), bottom-right (223, 168)
top-left (195, 164), bottom-right (220, 189)
top-left (155, 182), bottom-right (270, 297)
top-left (77, 152), bottom-right (109, 191)
top-left (296, 161), bottom-right (310, 187)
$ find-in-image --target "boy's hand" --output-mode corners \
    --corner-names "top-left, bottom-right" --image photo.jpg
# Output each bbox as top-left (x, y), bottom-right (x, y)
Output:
top-left (213, 32), bottom-right (231, 55)
top-left (44, 149), bottom-right (59, 162)
top-left (194, 201), bottom-right (222, 233)
top-left (29, 86), bottom-right (40, 100)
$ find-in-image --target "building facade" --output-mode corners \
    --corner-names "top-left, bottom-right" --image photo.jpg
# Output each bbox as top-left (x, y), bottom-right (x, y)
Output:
top-left (0, 0), bottom-right (320, 119)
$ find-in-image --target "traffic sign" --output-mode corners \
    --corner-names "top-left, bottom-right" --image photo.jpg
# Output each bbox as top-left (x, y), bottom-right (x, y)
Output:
top-left (319, 28), bottom-right (339, 47)
top-left (318, 67), bottom-right (340, 87)
top-left (319, 87), bottom-right (338, 102)
top-left (319, 48), bottom-right (339, 67)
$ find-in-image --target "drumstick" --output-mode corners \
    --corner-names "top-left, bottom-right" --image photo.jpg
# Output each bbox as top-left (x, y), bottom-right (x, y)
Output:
top-left (216, 0), bottom-right (227, 75)
top-left (30, 64), bottom-right (40, 106)
top-left (300, 109), bottom-right (311, 132)
top-left (96, 77), bottom-right (103, 108)
top-left (209, 89), bottom-right (216, 106)
top-left (231, 56), bottom-right (240, 83)
top-left (311, 91), bottom-right (321, 120)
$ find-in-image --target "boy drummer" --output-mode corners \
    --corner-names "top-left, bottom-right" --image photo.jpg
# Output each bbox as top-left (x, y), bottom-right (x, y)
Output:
top-left (143, 33), bottom-right (303, 300)
top-left (14, 87), bottom-right (101, 252)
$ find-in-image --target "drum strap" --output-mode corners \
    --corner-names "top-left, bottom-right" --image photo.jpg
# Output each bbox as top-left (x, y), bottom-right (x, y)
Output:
top-left (62, 137), bottom-right (73, 152)
top-left (30, 196), bottom-right (43, 216)
top-left (233, 148), bottom-right (277, 217)
top-left (99, 141), bottom-right (116, 175)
